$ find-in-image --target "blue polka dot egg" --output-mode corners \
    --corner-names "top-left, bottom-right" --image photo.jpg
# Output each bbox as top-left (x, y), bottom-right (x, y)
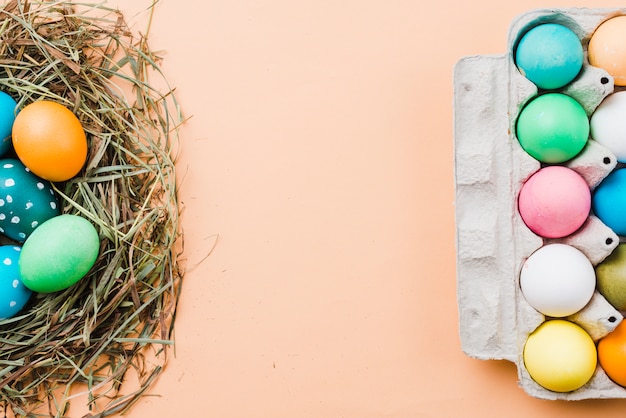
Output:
top-left (0, 159), bottom-right (59, 242)
top-left (0, 245), bottom-right (31, 319)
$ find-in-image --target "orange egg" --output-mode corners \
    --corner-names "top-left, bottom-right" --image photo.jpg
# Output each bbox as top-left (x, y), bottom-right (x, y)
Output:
top-left (12, 100), bottom-right (87, 182)
top-left (598, 320), bottom-right (626, 386)
top-left (589, 16), bottom-right (626, 86)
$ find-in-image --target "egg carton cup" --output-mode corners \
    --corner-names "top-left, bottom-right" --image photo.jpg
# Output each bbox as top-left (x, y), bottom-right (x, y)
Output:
top-left (454, 8), bottom-right (626, 400)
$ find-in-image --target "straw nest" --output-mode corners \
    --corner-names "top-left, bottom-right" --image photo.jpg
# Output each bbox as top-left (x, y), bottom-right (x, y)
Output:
top-left (0, 1), bottom-right (183, 416)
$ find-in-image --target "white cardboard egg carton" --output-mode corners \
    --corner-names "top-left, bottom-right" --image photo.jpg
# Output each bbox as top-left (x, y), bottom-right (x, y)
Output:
top-left (454, 8), bottom-right (626, 400)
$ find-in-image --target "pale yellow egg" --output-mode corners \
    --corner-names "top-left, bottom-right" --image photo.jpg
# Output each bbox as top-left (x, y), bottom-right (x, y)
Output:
top-left (523, 320), bottom-right (596, 392)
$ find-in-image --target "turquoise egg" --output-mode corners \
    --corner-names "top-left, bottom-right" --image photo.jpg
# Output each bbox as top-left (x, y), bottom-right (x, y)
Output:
top-left (515, 23), bottom-right (583, 90)
top-left (0, 159), bottom-right (59, 242)
top-left (0, 92), bottom-right (17, 157)
top-left (19, 214), bottom-right (99, 293)
top-left (0, 245), bottom-right (31, 319)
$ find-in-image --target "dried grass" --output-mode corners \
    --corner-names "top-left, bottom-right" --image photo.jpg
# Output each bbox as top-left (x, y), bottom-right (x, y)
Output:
top-left (0, 1), bottom-right (183, 416)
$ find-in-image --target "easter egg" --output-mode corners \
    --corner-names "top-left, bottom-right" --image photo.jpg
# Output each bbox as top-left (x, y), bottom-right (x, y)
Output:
top-left (520, 244), bottom-right (595, 318)
top-left (19, 214), bottom-right (99, 293)
top-left (598, 321), bottom-right (626, 387)
top-left (12, 100), bottom-right (87, 182)
top-left (596, 244), bottom-right (626, 311)
top-left (0, 159), bottom-right (59, 242)
top-left (518, 166), bottom-right (590, 238)
top-left (591, 91), bottom-right (626, 162)
top-left (523, 320), bottom-right (596, 392)
top-left (593, 168), bottom-right (626, 236)
top-left (0, 245), bottom-right (31, 319)
top-left (0, 92), bottom-right (17, 157)
top-left (515, 23), bottom-right (583, 89)
top-left (589, 16), bottom-right (626, 86)
top-left (516, 93), bottom-right (589, 163)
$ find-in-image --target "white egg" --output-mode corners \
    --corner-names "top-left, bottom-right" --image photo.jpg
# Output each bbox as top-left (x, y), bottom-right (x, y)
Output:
top-left (520, 244), bottom-right (595, 317)
top-left (591, 91), bottom-right (626, 162)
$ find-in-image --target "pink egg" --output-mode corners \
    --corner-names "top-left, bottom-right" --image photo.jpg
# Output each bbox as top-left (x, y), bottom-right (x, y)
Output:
top-left (518, 166), bottom-right (590, 238)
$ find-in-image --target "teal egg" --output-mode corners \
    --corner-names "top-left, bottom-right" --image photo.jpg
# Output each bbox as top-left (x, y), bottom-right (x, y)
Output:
top-left (0, 159), bottom-right (59, 242)
top-left (515, 23), bottom-right (583, 90)
top-left (0, 245), bottom-right (31, 318)
top-left (0, 92), bottom-right (17, 157)
top-left (19, 214), bottom-right (99, 293)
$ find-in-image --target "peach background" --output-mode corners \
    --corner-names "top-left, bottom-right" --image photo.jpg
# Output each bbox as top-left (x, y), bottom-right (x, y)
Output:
top-left (92, 0), bottom-right (626, 417)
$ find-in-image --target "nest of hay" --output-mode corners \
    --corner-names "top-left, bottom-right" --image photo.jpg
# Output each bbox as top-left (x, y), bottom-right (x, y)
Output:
top-left (0, 0), bottom-right (183, 416)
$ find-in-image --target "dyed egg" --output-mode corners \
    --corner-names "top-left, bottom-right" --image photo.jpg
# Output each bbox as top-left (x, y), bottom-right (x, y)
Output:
top-left (0, 159), bottom-right (59, 242)
top-left (520, 244), bottom-right (595, 318)
top-left (523, 320), bottom-right (596, 392)
top-left (515, 23), bottom-right (583, 89)
top-left (0, 92), bottom-right (17, 157)
top-left (0, 245), bottom-right (31, 319)
top-left (516, 93), bottom-right (589, 163)
top-left (518, 166), bottom-right (590, 238)
top-left (12, 100), bottom-right (87, 182)
top-left (598, 321), bottom-right (626, 386)
top-left (593, 168), bottom-right (626, 235)
top-left (596, 244), bottom-right (626, 311)
top-left (19, 214), bottom-right (99, 293)
top-left (589, 16), bottom-right (626, 86)
top-left (591, 91), bottom-right (626, 162)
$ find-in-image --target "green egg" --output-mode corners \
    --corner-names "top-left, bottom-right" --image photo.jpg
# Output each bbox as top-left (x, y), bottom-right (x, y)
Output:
top-left (19, 214), bottom-right (99, 293)
top-left (516, 93), bottom-right (589, 163)
top-left (597, 244), bottom-right (626, 311)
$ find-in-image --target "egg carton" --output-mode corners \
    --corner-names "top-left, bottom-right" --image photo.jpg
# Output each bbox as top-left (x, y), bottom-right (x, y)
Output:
top-left (454, 7), bottom-right (626, 400)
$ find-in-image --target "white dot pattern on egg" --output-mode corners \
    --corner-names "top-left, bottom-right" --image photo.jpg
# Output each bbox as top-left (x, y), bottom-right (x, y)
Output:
top-left (0, 159), bottom-right (59, 242)
top-left (0, 245), bottom-right (30, 319)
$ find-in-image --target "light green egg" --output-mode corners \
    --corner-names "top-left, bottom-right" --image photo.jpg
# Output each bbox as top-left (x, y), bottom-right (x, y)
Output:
top-left (19, 214), bottom-right (99, 293)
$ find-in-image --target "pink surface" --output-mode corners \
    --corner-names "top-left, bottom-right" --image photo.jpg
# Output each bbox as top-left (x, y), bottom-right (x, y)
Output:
top-left (70, 0), bottom-right (626, 416)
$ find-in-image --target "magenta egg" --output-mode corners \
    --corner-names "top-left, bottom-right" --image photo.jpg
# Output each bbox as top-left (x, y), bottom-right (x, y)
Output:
top-left (518, 166), bottom-right (590, 238)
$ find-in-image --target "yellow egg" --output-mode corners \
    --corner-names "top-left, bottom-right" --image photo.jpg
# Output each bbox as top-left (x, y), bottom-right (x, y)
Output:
top-left (523, 320), bottom-right (596, 392)
top-left (589, 16), bottom-right (626, 86)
